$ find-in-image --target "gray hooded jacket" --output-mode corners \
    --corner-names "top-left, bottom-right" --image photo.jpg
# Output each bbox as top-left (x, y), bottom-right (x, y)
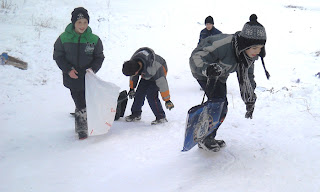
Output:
top-left (189, 34), bottom-right (257, 104)
top-left (190, 34), bottom-right (256, 84)
top-left (129, 47), bottom-right (170, 101)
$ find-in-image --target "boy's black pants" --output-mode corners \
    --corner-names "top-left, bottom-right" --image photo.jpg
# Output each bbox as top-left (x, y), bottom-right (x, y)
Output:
top-left (70, 89), bottom-right (86, 110)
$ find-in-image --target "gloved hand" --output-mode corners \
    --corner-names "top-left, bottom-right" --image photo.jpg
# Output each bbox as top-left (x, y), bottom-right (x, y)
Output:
top-left (165, 100), bottom-right (174, 110)
top-left (245, 102), bottom-right (255, 119)
top-left (1, 52), bottom-right (8, 64)
top-left (128, 89), bottom-right (135, 99)
top-left (206, 63), bottom-right (222, 78)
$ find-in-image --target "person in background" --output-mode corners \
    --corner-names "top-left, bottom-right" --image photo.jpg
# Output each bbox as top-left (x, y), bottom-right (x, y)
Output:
top-left (198, 16), bottom-right (222, 44)
top-left (122, 47), bottom-right (174, 125)
top-left (190, 14), bottom-right (269, 152)
top-left (53, 7), bottom-right (104, 139)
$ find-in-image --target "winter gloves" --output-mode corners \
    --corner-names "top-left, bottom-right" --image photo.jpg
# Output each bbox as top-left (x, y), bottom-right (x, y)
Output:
top-left (245, 102), bottom-right (255, 119)
top-left (128, 88), bottom-right (136, 99)
top-left (1, 52), bottom-right (8, 64)
top-left (165, 100), bottom-right (174, 110)
top-left (206, 63), bottom-right (222, 78)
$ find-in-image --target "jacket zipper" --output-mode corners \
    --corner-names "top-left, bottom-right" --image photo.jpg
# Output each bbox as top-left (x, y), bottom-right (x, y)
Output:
top-left (77, 35), bottom-right (81, 68)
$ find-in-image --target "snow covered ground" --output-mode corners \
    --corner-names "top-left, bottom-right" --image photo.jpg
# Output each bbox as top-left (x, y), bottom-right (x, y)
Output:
top-left (1, 0), bottom-right (320, 191)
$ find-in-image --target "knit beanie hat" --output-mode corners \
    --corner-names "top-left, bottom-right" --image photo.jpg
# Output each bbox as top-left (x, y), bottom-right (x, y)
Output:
top-left (71, 7), bottom-right (90, 25)
top-left (122, 60), bottom-right (141, 76)
top-left (237, 14), bottom-right (266, 53)
top-left (205, 16), bottom-right (214, 25)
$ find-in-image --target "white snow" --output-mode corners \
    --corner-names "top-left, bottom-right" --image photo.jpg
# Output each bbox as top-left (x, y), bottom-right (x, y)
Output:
top-left (1, 0), bottom-right (320, 191)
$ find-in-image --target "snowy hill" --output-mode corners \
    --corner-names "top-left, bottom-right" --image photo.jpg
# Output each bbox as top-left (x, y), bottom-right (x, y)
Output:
top-left (1, 0), bottom-right (320, 191)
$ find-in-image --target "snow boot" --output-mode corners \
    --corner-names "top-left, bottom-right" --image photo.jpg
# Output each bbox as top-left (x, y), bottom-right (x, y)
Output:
top-left (75, 108), bottom-right (88, 139)
top-left (78, 131), bottom-right (88, 140)
top-left (198, 139), bottom-right (220, 152)
top-left (216, 139), bottom-right (226, 147)
top-left (151, 118), bottom-right (168, 125)
top-left (198, 136), bottom-right (226, 152)
top-left (125, 114), bottom-right (141, 122)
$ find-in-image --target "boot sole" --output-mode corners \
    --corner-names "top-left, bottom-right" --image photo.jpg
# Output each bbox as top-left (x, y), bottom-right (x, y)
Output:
top-left (125, 118), bottom-right (141, 122)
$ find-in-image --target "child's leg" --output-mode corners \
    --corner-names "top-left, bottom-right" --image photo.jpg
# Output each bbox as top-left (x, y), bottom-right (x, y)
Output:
top-left (70, 89), bottom-right (87, 137)
top-left (70, 89), bottom-right (86, 110)
top-left (131, 79), bottom-right (148, 116)
top-left (146, 81), bottom-right (165, 120)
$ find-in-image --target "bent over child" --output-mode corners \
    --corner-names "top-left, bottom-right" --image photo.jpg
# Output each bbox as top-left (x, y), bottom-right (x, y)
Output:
top-left (122, 47), bottom-right (174, 125)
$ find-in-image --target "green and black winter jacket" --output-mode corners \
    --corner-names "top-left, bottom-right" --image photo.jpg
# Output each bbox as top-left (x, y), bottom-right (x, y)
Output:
top-left (53, 23), bottom-right (104, 90)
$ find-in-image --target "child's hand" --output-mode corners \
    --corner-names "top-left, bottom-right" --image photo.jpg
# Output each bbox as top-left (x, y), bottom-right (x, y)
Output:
top-left (69, 69), bottom-right (78, 79)
top-left (128, 89), bottom-right (135, 99)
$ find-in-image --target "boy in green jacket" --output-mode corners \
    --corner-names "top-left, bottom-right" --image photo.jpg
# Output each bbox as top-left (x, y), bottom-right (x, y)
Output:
top-left (53, 7), bottom-right (105, 139)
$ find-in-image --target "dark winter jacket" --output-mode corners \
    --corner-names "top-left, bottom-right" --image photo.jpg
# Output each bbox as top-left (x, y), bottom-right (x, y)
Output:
top-left (198, 27), bottom-right (222, 44)
top-left (53, 23), bottom-right (104, 90)
top-left (129, 47), bottom-right (170, 101)
top-left (190, 34), bottom-right (257, 103)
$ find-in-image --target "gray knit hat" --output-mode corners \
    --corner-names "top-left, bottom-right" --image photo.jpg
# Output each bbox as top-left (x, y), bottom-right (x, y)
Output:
top-left (238, 14), bottom-right (266, 52)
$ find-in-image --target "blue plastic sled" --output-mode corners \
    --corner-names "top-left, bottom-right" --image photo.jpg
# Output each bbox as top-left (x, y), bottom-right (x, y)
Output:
top-left (182, 99), bottom-right (225, 152)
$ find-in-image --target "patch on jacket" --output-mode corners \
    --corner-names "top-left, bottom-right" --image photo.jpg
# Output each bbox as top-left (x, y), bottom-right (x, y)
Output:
top-left (85, 42), bottom-right (95, 55)
top-left (140, 50), bottom-right (149, 56)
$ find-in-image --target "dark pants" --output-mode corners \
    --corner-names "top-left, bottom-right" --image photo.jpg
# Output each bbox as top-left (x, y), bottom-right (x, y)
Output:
top-left (197, 79), bottom-right (228, 139)
top-left (131, 79), bottom-right (165, 120)
top-left (70, 89), bottom-right (86, 110)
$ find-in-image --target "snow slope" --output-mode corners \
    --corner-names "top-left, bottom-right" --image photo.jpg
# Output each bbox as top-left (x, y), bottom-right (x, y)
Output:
top-left (1, 0), bottom-right (320, 191)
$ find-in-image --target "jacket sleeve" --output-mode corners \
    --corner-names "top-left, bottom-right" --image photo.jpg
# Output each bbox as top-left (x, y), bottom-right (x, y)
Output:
top-left (190, 48), bottom-right (220, 78)
top-left (154, 65), bottom-right (170, 101)
top-left (90, 38), bottom-right (105, 73)
top-left (215, 28), bottom-right (222, 34)
top-left (192, 35), bottom-right (233, 79)
top-left (53, 36), bottom-right (73, 74)
top-left (129, 75), bottom-right (139, 89)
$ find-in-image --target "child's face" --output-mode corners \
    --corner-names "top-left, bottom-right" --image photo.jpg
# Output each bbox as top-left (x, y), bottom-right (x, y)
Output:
top-left (74, 19), bottom-right (88, 34)
top-left (205, 23), bottom-right (213, 30)
top-left (245, 45), bottom-right (264, 58)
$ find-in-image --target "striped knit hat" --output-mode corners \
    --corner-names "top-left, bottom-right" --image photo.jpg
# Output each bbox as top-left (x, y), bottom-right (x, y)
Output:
top-left (237, 14), bottom-right (266, 53)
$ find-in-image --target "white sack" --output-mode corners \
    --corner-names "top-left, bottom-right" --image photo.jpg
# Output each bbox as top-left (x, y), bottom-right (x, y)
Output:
top-left (85, 70), bottom-right (120, 136)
